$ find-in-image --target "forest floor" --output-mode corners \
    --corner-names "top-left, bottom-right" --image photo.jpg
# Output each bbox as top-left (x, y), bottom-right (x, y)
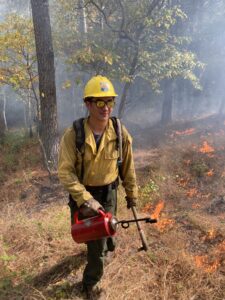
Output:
top-left (0, 114), bottom-right (225, 300)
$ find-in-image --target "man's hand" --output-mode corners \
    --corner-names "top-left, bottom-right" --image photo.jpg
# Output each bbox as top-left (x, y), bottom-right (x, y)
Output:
top-left (79, 198), bottom-right (103, 217)
top-left (126, 197), bottom-right (137, 209)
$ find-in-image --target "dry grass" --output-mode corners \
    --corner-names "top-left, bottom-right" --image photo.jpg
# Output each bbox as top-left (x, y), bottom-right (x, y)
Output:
top-left (0, 202), bottom-right (86, 299)
top-left (1, 200), bottom-right (224, 299)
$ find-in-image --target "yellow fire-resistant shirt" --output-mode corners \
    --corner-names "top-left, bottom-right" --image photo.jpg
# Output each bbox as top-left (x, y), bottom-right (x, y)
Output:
top-left (58, 118), bottom-right (138, 207)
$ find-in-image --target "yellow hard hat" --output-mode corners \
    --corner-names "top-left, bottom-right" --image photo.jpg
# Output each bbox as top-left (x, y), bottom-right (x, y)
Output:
top-left (83, 75), bottom-right (118, 99)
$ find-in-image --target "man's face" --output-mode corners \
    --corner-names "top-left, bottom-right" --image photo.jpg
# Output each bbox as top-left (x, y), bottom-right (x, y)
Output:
top-left (86, 97), bottom-right (115, 121)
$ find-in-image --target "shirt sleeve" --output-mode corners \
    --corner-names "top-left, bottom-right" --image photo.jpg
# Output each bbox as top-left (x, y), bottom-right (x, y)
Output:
top-left (58, 127), bottom-right (93, 207)
top-left (120, 126), bottom-right (138, 199)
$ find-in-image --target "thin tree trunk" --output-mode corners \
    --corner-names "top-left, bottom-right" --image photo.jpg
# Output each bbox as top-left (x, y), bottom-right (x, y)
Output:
top-left (0, 94), bottom-right (6, 140)
top-left (2, 90), bottom-right (8, 131)
top-left (118, 48), bottom-right (139, 119)
top-left (24, 102), bottom-right (28, 130)
top-left (28, 92), bottom-right (33, 138)
top-left (118, 81), bottom-right (132, 119)
top-left (31, 0), bottom-right (59, 171)
top-left (78, 0), bottom-right (87, 34)
top-left (219, 96), bottom-right (225, 116)
top-left (161, 79), bottom-right (173, 126)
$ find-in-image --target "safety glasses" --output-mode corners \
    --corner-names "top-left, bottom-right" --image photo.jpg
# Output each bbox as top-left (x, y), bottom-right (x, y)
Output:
top-left (91, 99), bottom-right (115, 108)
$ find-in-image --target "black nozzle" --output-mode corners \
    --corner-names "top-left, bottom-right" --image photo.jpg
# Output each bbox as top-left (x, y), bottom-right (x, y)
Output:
top-left (146, 218), bottom-right (157, 224)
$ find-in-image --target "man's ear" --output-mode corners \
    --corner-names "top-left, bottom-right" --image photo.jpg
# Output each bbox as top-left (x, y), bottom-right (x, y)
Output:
top-left (85, 101), bottom-right (91, 110)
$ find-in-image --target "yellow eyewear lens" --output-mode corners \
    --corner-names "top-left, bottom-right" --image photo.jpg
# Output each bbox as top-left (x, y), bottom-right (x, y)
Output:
top-left (95, 100), bottom-right (115, 108)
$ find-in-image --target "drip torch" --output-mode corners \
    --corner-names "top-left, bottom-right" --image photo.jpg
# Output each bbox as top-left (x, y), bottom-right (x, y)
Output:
top-left (71, 209), bottom-right (157, 251)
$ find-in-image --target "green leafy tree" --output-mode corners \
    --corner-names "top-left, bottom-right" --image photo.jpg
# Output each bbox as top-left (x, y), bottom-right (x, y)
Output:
top-left (52, 0), bottom-right (202, 123)
top-left (0, 14), bottom-right (39, 131)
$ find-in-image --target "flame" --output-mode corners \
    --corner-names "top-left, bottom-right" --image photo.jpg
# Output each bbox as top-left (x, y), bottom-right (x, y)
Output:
top-left (206, 169), bottom-right (214, 176)
top-left (194, 238), bottom-right (224, 273)
top-left (195, 255), bottom-right (207, 268)
top-left (174, 128), bottom-right (196, 136)
top-left (155, 218), bottom-right (175, 232)
top-left (142, 203), bottom-right (152, 213)
top-left (202, 228), bottom-right (217, 241)
top-left (194, 255), bottom-right (220, 273)
top-left (207, 229), bottom-right (216, 239)
top-left (150, 201), bottom-right (175, 232)
top-left (187, 188), bottom-right (198, 198)
top-left (199, 141), bottom-right (214, 153)
top-left (205, 259), bottom-right (220, 273)
top-left (151, 200), bottom-right (164, 219)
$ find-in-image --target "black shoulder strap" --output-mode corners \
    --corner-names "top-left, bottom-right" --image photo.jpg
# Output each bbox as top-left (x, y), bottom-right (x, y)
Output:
top-left (73, 118), bottom-right (85, 153)
top-left (73, 118), bottom-right (85, 182)
top-left (110, 117), bottom-right (118, 147)
top-left (111, 117), bottom-right (122, 158)
top-left (111, 117), bottom-right (123, 179)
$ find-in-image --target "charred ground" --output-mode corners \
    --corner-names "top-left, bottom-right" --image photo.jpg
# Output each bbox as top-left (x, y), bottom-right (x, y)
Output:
top-left (0, 115), bottom-right (225, 300)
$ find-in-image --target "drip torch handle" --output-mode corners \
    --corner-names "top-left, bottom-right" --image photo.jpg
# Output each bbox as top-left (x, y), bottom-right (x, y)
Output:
top-left (131, 206), bottom-right (149, 251)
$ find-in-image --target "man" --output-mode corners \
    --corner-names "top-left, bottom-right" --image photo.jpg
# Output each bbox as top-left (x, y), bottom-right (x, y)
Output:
top-left (58, 75), bottom-right (138, 299)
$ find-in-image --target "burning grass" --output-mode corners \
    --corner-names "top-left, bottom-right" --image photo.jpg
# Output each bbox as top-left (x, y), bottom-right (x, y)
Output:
top-left (199, 141), bottom-right (215, 154)
top-left (172, 128), bottom-right (196, 136)
top-left (194, 255), bottom-right (221, 273)
top-left (102, 226), bottom-right (225, 300)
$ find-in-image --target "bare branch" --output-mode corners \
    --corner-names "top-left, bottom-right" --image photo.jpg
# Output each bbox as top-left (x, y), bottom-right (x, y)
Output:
top-left (118, 0), bottom-right (125, 32)
top-left (89, 0), bottom-right (138, 44)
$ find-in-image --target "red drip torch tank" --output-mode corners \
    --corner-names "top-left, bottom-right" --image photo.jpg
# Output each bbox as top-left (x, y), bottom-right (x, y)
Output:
top-left (71, 210), bottom-right (118, 243)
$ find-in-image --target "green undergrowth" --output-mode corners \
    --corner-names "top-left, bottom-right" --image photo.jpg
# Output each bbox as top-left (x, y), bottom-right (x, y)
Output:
top-left (0, 130), bottom-right (40, 179)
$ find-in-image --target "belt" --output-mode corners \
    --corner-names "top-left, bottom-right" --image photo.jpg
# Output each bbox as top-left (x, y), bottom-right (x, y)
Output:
top-left (85, 178), bottom-right (119, 193)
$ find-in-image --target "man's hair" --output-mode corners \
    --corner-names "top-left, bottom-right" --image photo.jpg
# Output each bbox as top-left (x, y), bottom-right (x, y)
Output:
top-left (84, 97), bottom-right (94, 102)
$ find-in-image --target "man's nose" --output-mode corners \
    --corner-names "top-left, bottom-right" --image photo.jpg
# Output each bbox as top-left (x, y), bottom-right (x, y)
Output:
top-left (102, 104), bottom-right (109, 110)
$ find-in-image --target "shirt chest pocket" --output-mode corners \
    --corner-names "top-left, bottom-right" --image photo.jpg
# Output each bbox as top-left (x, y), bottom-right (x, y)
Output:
top-left (105, 142), bottom-right (119, 160)
top-left (84, 144), bottom-right (95, 161)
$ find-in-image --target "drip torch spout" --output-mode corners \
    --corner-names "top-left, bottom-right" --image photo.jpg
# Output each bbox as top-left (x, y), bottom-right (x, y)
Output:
top-left (116, 217), bottom-right (157, 229)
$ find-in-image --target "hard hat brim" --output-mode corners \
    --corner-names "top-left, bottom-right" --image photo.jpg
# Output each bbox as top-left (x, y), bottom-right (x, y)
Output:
top-left (84, 92), bottom-right (118, 99)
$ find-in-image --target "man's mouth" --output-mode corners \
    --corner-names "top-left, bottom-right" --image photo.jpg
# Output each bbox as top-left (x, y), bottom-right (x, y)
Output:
top-left (101, 112), bottom-right (109, 117)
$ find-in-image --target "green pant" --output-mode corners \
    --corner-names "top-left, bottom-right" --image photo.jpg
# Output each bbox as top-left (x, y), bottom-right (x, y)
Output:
top-left (69, 186), bottom-right (117, 287)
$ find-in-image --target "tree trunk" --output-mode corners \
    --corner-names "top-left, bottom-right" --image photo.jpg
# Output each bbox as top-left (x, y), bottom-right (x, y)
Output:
top-left (2, 90), bottom-right (8, 131)
top-left (78, 0), bottom-right (87, 34)
top-left (118, 81), bottom-right (132, 119)
top-left (118, 48), bottom-right (139, 119)
top-left (31, 0), bottom-right (59, 171)
top-left (0, 94), bottom-right (6, 140)
top-left (219, 96), bottom-right (225, 116)
top-left (161, 79), bottom-right (174, 126)
top-left (28, 92), bottom-right (33, 138)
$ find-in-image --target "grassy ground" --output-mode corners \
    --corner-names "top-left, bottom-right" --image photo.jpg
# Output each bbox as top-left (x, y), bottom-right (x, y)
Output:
top-left (0, 116), bottom-right (225, 299)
